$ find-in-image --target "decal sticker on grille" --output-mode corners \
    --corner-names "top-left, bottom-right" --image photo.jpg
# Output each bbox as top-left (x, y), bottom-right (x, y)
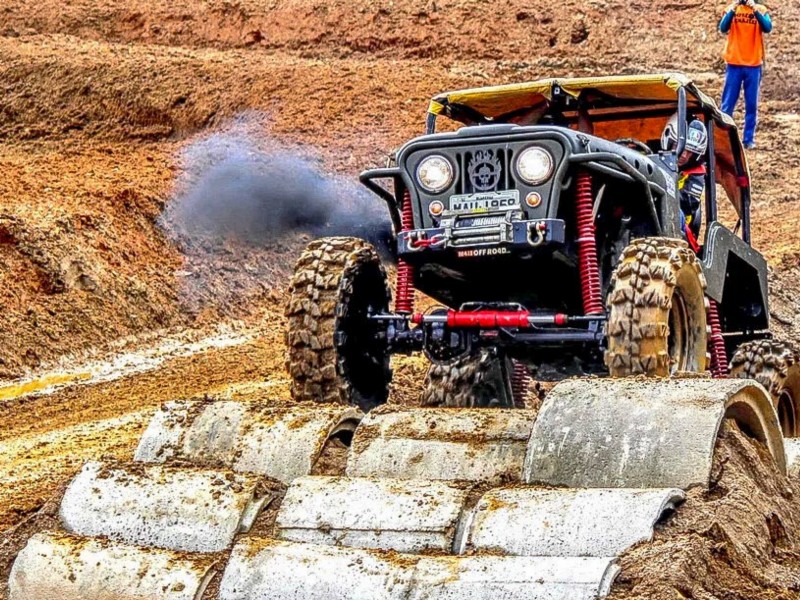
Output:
top-left (468, 149), bottom-right (502, 191)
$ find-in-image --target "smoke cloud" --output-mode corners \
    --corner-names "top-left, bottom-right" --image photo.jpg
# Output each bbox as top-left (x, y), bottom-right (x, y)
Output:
top-left (162, 128), bottom-right (393, 252)
top-left (159, 121), bottom-right (395, 315)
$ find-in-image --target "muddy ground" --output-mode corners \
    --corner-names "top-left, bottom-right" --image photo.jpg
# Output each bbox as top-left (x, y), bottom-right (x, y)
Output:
top-left (1, 0), bottom-right (800, 597)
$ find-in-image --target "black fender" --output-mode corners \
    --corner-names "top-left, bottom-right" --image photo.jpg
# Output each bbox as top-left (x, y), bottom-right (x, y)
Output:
top-left (701, 221), bottom-right (769, 332)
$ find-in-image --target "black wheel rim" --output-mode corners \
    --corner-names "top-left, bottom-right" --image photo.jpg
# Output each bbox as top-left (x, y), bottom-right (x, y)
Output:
top-left (336, 262), bottom-right (390, 411)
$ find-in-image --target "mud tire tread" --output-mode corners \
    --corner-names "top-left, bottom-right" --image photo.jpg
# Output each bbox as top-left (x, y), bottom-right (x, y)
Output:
top-left (604, 237), bottom-right (708, 377)
top-left (420, 350), bottom-right (523, 408)
top-left (731, 339), bottom-right (800, 436)
top-left (286, 237), bottom-right (391, 408)
top-left (731, 339), bottom-right (800, 393)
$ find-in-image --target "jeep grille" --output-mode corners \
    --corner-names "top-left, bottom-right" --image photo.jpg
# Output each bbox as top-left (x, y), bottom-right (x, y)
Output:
top-left (457, 147), bottom-right (515, 194)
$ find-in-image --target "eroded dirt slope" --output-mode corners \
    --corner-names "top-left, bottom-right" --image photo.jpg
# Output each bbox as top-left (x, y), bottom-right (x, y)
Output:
top-left (611, 422), bottom-right (800, 600)
top-left (1, 1), bottom-right (800, 597)
top-left (2, 0), bottom-right (800, 376)
top-left (0, 0), bottom-right (797, 81)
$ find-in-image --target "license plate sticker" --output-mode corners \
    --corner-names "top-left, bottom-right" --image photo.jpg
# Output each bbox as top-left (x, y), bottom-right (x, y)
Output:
top-left (449, 190), bottom-right (520, 214)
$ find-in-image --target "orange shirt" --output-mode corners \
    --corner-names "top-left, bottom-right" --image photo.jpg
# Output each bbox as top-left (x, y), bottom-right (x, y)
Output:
top-left (723, 4), bottom-right (769, 67)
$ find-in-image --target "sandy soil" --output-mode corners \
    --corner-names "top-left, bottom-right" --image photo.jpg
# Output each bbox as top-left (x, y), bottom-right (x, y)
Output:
top-left (611, 422), bottom-right (800, 600)
top-left (1, 0), bottom-right (800, 596)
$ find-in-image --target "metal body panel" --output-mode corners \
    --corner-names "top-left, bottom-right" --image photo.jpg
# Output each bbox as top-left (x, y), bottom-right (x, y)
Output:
top-left (701, 221), bottom-right (769, 327)
top-left (394, 126), bottom-right (667, 231)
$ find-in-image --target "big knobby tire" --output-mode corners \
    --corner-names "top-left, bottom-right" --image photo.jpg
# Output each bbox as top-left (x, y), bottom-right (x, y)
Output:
top-left (605, 238), bottom-right (708, 377)
top-left (731, 339), bottom-right (800, 437)
top-left (420, 349), bottom-right (524, 408)
top-left (286, 237), bottom-right (392, 412)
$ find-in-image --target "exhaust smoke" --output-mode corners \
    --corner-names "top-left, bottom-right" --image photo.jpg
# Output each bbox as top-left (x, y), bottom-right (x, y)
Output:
top-left (159, 123), bottom-right (394, 314)
top-left (162, 130), bottom-right (393, 251)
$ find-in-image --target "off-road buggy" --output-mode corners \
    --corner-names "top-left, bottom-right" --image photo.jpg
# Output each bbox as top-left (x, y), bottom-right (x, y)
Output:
top-left (287, 73), bottom-right (798, 432)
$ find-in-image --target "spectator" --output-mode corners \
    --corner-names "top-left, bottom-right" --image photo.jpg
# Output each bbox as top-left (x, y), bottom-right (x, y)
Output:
top-left (719, 0), bottom-right (773, 149)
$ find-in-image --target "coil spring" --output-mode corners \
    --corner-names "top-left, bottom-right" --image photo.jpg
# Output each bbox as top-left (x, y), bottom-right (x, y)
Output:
top-left (395, 190), bottom-right (416, 314)
top-left (510, 360), bottom-right (530, 408)
top-left (575, 172), bottom-right (604, 315)
top-left (708, 298), bottom-right (728, 378)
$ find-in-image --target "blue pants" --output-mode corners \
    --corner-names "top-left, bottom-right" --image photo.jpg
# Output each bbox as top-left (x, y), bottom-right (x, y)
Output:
top-left (721, 64), bottom-right (763, 146)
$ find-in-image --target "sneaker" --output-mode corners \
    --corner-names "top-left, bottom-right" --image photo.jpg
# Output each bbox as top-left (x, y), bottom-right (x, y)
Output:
top-left (744, 142), bottom-right (756, 150)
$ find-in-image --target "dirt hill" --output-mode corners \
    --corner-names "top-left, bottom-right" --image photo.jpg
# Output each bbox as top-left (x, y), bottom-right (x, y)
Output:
top-left (2, 1), bottom-right (800, 599)
top-left (2, 0), bottom-right (800, 377)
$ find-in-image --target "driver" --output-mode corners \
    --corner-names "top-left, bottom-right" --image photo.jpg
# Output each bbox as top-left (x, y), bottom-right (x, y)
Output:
top-left (661, 114), bottom-right (709, 251)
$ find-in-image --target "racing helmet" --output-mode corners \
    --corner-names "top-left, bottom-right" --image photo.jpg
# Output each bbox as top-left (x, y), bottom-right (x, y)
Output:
top-left (661, 113), bottom-right (708, 157)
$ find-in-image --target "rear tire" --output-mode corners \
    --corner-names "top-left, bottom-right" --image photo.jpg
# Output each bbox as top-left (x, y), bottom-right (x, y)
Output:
top-left (731, 339), bottom-right (800, 437)
top-left (420, 349), bottom-right (524, 408)
top-left (286, 237), bottom-right (391, 412)
top-left (605, 238), bottom-right (708, 376)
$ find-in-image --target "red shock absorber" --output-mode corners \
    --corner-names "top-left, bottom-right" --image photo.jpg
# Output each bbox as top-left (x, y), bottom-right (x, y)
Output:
top-left (395, 190), bottom-right (416, 314)
top-left (707, 298), bottom-right (728, 378)
top-left (510, 360), bottom-right (530, 408)
top-left (575, 171), bottom-right (604, 315)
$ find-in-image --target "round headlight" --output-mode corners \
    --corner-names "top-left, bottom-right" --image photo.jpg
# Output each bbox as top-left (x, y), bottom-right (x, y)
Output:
top-left (416, 155), bottom-right (454, 193)
top-left (515, 147), bottom-right (554, 185)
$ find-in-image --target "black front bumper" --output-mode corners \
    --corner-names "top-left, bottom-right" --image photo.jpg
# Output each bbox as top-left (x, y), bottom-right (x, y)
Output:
top-left (397, 218), bottom-right (566, 257)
